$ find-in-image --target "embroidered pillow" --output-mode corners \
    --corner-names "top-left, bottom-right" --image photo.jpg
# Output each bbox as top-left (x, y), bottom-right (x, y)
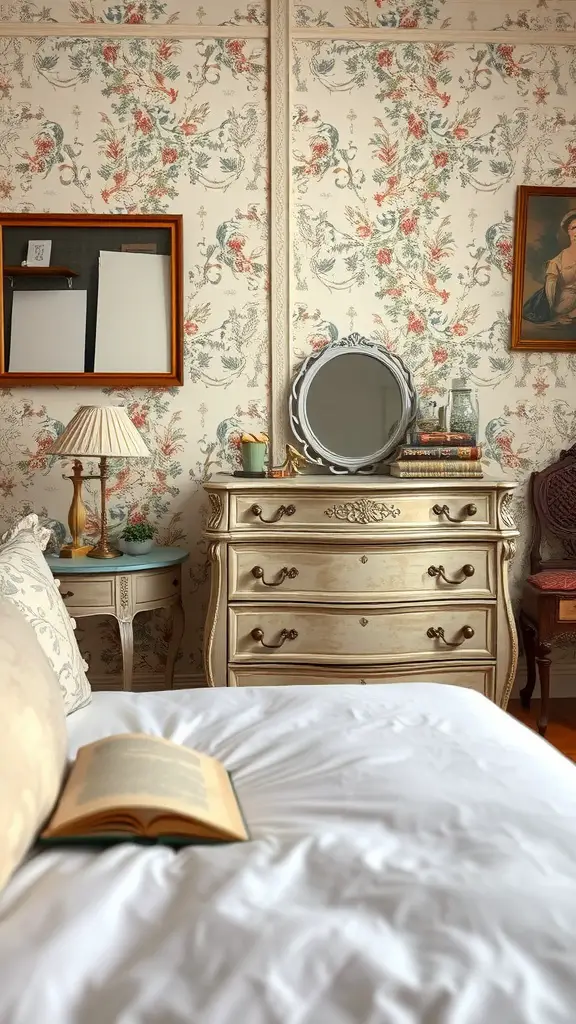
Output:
top-left (0, 600), bottom-right (67, 893)
top-left (527, 570), bottom-right (576, 592)
top-left (0, 515), bottom-right (91, 715)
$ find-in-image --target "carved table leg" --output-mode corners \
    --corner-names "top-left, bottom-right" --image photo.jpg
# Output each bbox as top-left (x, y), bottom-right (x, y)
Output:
top-left (118, 618), bottom-right (135, 692)
top-left (204, 541), bottom-right (227, 687)
top-left (519, 614), bottom-right (537, 710)
top-left (115, 574), bottom-right (135, 691)
top-left (535, 640), bottom-right (552, 737)
top-left (165, 599), bottom-right (185, 689)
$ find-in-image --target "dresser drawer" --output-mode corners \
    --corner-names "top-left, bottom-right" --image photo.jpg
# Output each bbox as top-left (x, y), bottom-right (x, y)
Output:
top-left (135, 568), bottom-right (181, 605)
top-left (229, 542), bottom-right (495, 603)
top-left (230, 490), bottom-right (494, 533)
top-left (229, 663), bottom-right (495, 698)
top-left (54, 576), bottom-right (114, 612)
top-left (229, 602), bottom-right (495, 664)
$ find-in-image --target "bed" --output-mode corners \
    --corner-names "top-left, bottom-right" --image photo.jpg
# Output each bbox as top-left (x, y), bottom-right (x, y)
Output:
top-left (1, 682), bottom-right (576, 1024)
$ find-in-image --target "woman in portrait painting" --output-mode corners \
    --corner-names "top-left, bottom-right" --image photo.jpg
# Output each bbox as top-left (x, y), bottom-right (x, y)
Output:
top-left (523, 210), bottom-right (576, 325)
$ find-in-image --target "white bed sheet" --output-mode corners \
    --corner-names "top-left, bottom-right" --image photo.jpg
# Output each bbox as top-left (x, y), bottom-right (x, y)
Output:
top-left (1, 683), bottom-right (576, 1024)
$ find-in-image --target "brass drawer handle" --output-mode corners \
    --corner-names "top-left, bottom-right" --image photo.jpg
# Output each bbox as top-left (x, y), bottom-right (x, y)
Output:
top-left (427, 625), bottom-right (475, 647)
top-left (251, 627), bottom-right (298, 648)
top-left (427, 564), bottom-right (475, 585)
top-left (251, 565), bottom-right (299, 587)
top-left (250, 503), bottom-right (296, 524)
top-left (60, 590), bottom-right (74, 599)
top-left (432, 503), bottom-right (477, 523)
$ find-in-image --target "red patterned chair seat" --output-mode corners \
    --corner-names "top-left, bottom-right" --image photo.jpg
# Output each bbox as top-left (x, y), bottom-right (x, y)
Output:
top-left (527, 570), bottom-right (576, 591)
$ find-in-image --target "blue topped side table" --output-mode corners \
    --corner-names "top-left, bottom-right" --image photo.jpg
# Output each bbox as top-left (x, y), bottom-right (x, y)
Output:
top-left (46, 547), bottom-right (189, 691)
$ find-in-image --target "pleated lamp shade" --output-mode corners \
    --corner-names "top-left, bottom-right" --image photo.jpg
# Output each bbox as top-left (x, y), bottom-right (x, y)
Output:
top-left (48, 406), bottom-right (150, 459)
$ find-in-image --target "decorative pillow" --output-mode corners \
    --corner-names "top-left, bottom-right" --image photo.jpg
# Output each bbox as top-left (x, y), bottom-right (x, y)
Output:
top-left (527, 570), bottom-right (576, 592)
top-left (0, 515), bottom-right (91, 714)
top-left (0, 600), bottom-right (67, 893)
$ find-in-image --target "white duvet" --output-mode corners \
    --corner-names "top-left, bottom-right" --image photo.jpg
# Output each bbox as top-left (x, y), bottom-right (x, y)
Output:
top-left (1, 683), bottom-right (576, 1024)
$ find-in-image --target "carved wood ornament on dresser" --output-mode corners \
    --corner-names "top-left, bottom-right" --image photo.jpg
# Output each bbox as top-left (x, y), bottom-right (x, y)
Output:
top-left (203, 477), bottom-right (519, 706)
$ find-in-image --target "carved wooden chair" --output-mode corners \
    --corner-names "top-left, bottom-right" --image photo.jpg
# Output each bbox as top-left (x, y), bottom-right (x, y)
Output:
top-left (519, 444), bottom-right (576, 736)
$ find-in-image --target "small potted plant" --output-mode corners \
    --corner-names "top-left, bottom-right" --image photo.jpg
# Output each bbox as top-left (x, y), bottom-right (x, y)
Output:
top-left (119, 521), bottom-right (156, 556)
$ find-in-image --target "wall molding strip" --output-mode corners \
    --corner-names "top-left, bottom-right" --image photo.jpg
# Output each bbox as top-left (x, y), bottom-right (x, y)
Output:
top-left (269, 0), bottom-right (292, 465)
top-left (291, 27), bottom-right (576, 45)
top-left (0, 22), bottom-right (269, 39)
top-left (1, 22), bottom-right (574, 46)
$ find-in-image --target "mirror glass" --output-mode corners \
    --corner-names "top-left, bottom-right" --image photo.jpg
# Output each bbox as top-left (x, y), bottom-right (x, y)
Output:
top-left (0, 213), bottom-right (183, 387)
top-left (306, 352), bottom-right (403, 460)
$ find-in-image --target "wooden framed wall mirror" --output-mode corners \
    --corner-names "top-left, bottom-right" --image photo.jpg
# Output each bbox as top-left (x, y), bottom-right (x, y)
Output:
top-left (0, 213), bottom-right (183, 387)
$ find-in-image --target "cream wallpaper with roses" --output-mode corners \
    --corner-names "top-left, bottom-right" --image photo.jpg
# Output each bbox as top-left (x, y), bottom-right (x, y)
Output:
top-left (0, 5), bottom-right (268, 682)
top-left (290, 4), bottom-right (576, 678)
top-left (293, 1), bottom-right (576, 31)
top-left (3, 0), bottom-right (576, 683)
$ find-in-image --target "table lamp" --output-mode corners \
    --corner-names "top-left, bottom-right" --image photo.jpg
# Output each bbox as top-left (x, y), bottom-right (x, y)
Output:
top-left (48, 405), bottom-right (151, 559)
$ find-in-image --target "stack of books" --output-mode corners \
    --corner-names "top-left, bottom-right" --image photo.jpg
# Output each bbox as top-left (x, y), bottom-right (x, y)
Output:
top-left (389, 431), bottom-right (483, 478)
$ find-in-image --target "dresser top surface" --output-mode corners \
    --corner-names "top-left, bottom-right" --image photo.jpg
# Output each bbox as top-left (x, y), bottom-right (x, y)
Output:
top-left (205, 474), bottom-right (516, 493)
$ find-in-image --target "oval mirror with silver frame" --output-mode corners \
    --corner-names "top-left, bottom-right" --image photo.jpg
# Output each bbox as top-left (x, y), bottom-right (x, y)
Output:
top-left (289, 333), bottom-right (417, 474)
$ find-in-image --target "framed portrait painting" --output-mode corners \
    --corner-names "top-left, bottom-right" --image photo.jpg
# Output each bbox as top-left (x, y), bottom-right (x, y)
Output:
top-left (512, 186), bottom-right (576, 350)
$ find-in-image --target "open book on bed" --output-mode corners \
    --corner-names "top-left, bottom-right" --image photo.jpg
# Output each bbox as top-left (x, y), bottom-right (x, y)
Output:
top-left (39, 733), bottom-right (249, 847)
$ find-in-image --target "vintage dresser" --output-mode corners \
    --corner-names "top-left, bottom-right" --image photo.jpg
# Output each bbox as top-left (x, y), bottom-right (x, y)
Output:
top-left (203, 475), bottom-right (518, 706)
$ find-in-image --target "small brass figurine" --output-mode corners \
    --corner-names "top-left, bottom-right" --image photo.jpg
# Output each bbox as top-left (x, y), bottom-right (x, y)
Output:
top-left (269, 444), bottom-right (308, 478)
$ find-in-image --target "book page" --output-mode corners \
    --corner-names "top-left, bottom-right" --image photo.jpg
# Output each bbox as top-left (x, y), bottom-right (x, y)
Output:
top-left (44, 734), bottom-right (247, 841)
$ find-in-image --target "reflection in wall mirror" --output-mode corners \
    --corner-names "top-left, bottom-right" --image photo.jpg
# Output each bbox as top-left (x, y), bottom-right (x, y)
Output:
top-left (289, 334), bottom-right (417, 474)
top-left (0, 212), bottom-right (183, 387)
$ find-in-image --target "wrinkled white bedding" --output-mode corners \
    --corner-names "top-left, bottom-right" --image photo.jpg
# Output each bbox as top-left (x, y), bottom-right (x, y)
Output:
top-left (1, 683), bottom-right (576, 1024)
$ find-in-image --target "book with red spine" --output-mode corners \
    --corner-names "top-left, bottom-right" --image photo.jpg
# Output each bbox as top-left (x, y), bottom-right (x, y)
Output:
top-left (398, 446), bottom-right (481, 461)
top-left (409, 432), bottom-right (477, 447)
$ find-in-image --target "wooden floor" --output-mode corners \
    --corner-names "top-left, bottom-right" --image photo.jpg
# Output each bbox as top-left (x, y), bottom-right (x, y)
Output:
top-left (508, 698), bottom-right (576, 761)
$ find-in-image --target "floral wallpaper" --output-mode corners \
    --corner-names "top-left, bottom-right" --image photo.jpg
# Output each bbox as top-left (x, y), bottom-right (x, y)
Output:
top-left (293, 1), bottom-right (576, 31)
top-left (0, 1), bottom-right (267, 24)
top-left (4, 0), bottom-right (576, 684)
top-left (291, 37), bottom-right (576, 633)
top-left (0, 26), bottom-right (268, 682)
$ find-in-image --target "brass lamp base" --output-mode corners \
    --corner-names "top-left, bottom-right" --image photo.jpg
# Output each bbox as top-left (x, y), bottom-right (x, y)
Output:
top-left (87, 542), bottom-right (121, 560)
top-left (62, 460), bottom-right (93, 559)
top-left (85, 456), bottom-right (122, 559)
top-left (59, 543), bottom-right (93, 558)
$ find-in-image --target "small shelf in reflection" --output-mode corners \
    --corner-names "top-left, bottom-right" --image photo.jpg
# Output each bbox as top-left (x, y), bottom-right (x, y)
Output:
top-left (3, 265), bottom-right (79, 289)
top-left (3, 265), bottom-right (78, 278)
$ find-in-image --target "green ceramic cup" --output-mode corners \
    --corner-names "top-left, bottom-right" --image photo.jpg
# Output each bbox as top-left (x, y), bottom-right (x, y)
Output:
top-left (241, 441), bottom-right (267, 474)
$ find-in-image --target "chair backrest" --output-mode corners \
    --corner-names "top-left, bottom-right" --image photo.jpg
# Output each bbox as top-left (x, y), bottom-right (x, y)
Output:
top-left (529, 444), bottom-right (576, 574)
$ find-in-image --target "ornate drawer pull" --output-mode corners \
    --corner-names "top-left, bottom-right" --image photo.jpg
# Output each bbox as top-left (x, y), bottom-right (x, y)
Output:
top-left (60, 590), bottom-right (74, 599)
top-left (251, 565), bottom-right (299, 587)
top-left (251, 627), bottom-right (298, 648)
top-left (427, 564), bottom-right (475, 585)
top-left (432, 503), bottom-right (477, 523)
top-left (426, 625), bottom-right (475, 647)
top-left (250, 503), bottom-right (296, 524)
